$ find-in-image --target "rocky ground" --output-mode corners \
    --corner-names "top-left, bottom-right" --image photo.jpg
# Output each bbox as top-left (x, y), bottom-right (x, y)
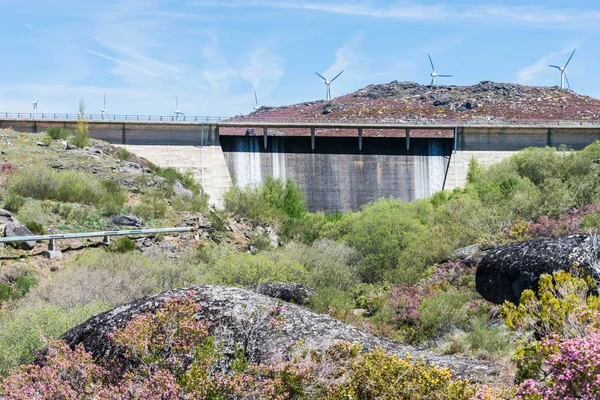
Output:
top-left (220, 81), bottom-right (600, 137)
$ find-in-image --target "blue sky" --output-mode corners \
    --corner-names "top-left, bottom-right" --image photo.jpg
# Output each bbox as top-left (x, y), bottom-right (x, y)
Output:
top-left (1, 0), bottom-right (600, 117)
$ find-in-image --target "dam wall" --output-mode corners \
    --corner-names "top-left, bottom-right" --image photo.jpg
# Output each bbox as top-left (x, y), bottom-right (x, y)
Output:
top-left (220, 136), bottom-right (453, 212)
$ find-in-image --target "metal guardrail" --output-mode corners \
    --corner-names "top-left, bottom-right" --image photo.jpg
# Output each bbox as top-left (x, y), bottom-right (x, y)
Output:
top-left (0, 113), bottom-right (227, 123)
top-left (1, 112), bottom-right (600, 128)
top-left (222, 117), bottom-right (600, 128)
top-left (0, 227), bottom-right (193, 254)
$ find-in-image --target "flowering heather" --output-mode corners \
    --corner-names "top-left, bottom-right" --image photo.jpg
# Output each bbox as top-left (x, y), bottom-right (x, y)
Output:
top-left (516, 333), bottom-right (600, 399)
top-left (387, 285), bottom-right (434, 326)
top-left (505, 204), bottom-right (600, 239)
top-left (0, 163), bottom-right (17, 175)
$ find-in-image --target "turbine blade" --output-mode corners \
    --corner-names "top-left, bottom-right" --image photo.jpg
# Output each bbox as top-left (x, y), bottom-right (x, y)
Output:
top-left (430, 77), bottom-right (434, 85)
top-left (175, 96), bottom-right (179, 109)
top-left (428, 54), bottom-right (435, 72)
top-left (254, 89), bottom-right (258, 106)
top-left (549, 65), bottom-right (561, 69)
top-left (438, 74), bottom-right (453, 77)
top-left (330, 70), bottom-right (344, 82)
top-left (103, 93), bottom-right (106, 109)
top-left (315, 72), bottom-right (327, 81)
top-left (564, 48), bottom-right (576, 68)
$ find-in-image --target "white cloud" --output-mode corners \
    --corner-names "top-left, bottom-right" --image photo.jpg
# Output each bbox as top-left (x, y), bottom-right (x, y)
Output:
top-left (190, 1), bottom-right (600, 28)
top-left (241, 49), bottom-right (285, 92)
top-left (517, 44), bottom-right (581, 84)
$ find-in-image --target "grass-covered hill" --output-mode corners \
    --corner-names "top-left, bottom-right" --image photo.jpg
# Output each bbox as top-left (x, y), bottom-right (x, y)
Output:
top-left (221, 81), bottom-right (600, 137)
top-left (3, 124), bottom-right (600, 398)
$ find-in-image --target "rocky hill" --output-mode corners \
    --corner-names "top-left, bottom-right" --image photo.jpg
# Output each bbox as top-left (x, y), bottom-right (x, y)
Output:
top-left (221, 81), bottom-right (600, 137)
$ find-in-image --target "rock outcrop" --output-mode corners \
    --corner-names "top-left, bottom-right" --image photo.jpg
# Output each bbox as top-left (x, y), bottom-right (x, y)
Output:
top-left (476, 234), bottom-right (599, 304)
top-left (62, 286), bottom-right (499, 382)
top-left (110, 214), bottom-right (142, 228)
top-left (3, 222), bottom-right (36, 250)
top-left (253, 282), bottom-right (315, 305)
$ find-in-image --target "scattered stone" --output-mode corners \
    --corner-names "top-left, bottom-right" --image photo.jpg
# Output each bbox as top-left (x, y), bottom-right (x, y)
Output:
top-left (50, 163), bottom-right (65, 170)
top-left (36, 141), bottom-right (48, 147)
top-left (476, 234), bottom-right (600, 304)
top-left (110, 214), bottom-right (142, 228)
top-left (253, 282), bottom-right (316, 305)
top-left (62, 286), bottom-right (499, 382)
top-left (147, 176), bottom-right (167, 187)
top-left (42, 250), bottom-right (63, 260)
top-left (64, 143), bottom-right (79, 151)
top-left (50, 266), bottom-right (59, 272)
top-left (119, 162), bottom-right (144, 175)
top-left (173, 180), bottom-right (193, 200)
top-left (3, 223), bottom-right (36, 250)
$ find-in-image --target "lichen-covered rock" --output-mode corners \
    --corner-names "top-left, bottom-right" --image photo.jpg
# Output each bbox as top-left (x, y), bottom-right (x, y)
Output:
top-left (110, 214), bottom-right (142, 228)
top-left (476, 234), bottom-right (600, 304)
top-left (62, 286), bottom-right (499, 382)
top-left (173, 180), bottom-right (193, 200)
top-left (3, 222), bottom-right (36, 250)
top-left (253, 282), bottom-right (315, 305)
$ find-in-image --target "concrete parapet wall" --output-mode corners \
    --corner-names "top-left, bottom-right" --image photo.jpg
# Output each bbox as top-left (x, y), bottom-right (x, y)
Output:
top-left (220, 136), bottom-right (453, 212)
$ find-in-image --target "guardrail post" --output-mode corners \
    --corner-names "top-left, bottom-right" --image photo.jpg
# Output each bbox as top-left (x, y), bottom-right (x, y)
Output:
top-left (48, 239), bottom-right (56, 251)
top-left (263, 127), bottom-right (268, 149)
top-left (405, 128), bottom-right (410, 151)
top-left (358, 128), bottom-right (363, 151)
top-left (311, 127), bottom-right (315, 151)
top-left (102, 235), bottom-right (110, 246)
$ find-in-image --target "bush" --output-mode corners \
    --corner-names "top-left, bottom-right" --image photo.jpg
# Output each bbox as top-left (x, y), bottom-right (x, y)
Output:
top-left (327, 347), bottom-right (475, 399)
top-left (24, 220), bottom-right (46, 235)
top-left (171, 193), bottom-right (209, 213)
top-left (98, 180), bottom-right (126, 216)
top-left (68, 131), bottom-right (90, 148)
top-left (224, 177), bottom-right (306, 223)
top-left (40, 134), bottom-right (52, 146)
top-left (0, 303), bottom-right (107, 376)
top-left (115, 147), bottom-right (131, 161)
top-left (418, 291), bottom-right (471, 338)
top-left (133, 191), bottom-right (168, 219)
top-left (108, 237), bottom-right (136, 253)
top-left (3, 192), bottom-right (25, 212)
top-left (152, 167), bottom-right (201, 196)
top-left (46, 127), bottom-right (70, 140)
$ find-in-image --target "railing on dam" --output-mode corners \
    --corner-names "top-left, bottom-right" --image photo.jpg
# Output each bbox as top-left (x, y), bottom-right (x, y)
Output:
top-left (2, 112), bottom-right (600, 128)
top-left (222, 116), bottom-right (600, 128)
top-left (0, 112), bottom-right (227, 123)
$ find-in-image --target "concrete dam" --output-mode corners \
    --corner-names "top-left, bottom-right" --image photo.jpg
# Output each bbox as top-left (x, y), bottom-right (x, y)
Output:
top-left (2, 117), bottom-right (600, 212)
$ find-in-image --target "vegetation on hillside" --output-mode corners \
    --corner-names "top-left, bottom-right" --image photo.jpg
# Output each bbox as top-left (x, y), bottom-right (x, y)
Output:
top-left (3, 127), bottom-right (600, 396)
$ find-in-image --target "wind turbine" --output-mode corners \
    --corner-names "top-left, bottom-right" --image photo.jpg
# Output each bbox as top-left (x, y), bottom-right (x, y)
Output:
top-left (315, 70), bottom-right (344, 101)
top-left (100, 93), bottom-right (108, 119)
top-left (32, 99), bottom-right (38, 116)
top-left (173, 96), bottom-right (184, 120)
top-left (549, 49), bottom-right (576, 90)
top-left (428, 54), bottom-right (453, 85)
top-left (253, 90), bottom-right (260, 111)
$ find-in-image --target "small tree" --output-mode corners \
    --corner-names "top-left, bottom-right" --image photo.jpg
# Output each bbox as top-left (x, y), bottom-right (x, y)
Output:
top-left (70, 98), bottom-right (90, 148)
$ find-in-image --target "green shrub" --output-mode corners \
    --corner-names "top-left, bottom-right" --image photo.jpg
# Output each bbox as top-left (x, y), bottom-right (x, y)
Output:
top-left (40, 134), bottom-right (53, 146)
top-left (4, 192), bottom-right (25, 212)
top-left (152, 167), bottom-right (201, 196)
top-left (309, 287), bottom-right (355, 314)
top-left (0, 284), bottom-right (12, 303)
top-left (24, 220), bottom-right (46, 235)
top-left (98, 180), bottom-right (126, 216)
top-left (224, 177), bottom-right (306, 223)
top-left (46, 127), bottom-right (70, 140)
top-left (115, 147), bottom-right (131, 161)
top-left (12, 273), bottom-right (37, 299)
top-left (195, 245), bottom-right (308, 287)
top-left (69, 131), bottom-right (90, 148)
top-left (418, 291), bottom-right (471, 338)
top-left (247, 229), bottom-right (273, 252)
top-left (171, 194), bottom-right (209, 213)
top-left (133, 191), bottom-right (168, 219)
top-left (0, 303), bottom-right (107, 376)
top-left (108, 237), bottom-right (136, 253)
